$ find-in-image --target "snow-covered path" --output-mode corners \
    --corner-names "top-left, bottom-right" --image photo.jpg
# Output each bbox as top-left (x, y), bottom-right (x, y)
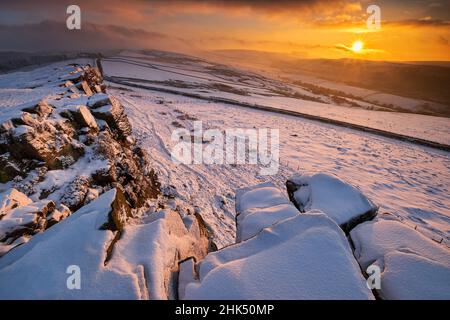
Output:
top-left (108, 84), bottom-right (450, 248)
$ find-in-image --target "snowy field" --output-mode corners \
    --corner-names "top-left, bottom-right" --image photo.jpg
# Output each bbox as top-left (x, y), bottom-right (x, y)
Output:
top-left (107, 83), bottom-right (450, 248)
top-left (0, 57), bottom-right (449, 299)
top-left (102, 52), bottom-right (450, 146)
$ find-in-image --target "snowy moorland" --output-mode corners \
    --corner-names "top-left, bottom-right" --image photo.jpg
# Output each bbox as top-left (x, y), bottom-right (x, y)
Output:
top-left (103, 51), bottom-right (450, 146)
top-left (0, 50), bottom-right (449, 299)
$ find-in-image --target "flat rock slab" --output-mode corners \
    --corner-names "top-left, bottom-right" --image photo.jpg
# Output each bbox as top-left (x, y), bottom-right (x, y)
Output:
top-left (184, 212), bottom-right (374, 300)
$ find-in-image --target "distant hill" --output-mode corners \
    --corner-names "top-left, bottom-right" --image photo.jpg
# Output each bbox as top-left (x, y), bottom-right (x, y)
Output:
top-left (207, 50), bottom-right (450, 111)
top-left (275, 58), bottom-right (450, 107)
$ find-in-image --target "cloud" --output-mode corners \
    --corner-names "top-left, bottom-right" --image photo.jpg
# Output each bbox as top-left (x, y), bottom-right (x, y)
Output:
top-left (388, 18), bottom-right (450, 27)
top-left (0, 20), bottom-right (191, 52)
top-left (0, 0), bottom-right (363, 25)
top-left (334, 43), bottom-right (384, 54)
top-left (437, 36), bottom-right (449, 46)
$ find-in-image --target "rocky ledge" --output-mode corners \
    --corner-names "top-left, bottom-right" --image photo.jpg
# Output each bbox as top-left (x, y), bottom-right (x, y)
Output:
top-left (0, 63), bottom-right (161, 254)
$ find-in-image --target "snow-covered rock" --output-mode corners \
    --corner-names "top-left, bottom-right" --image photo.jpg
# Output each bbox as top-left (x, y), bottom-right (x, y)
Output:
top-left (184, 212), bottom-right (374, 300)
top-left (88, 94), bottom-right (132, 140)
top-left (21, 100), bottom-right (53, 118)
top-left (235, 182), bottom-right (299, 242)
top-left (0, 189), bottom-right (32, 216)
top-left (46, 204), bottom-right (71, 228)
top-left (0, 189), bottom-right (139, 299)
top-left (0, 191), bottom-right (69, 256)
top-left (178, 258), bottom-right (197, 300)
top-left (109, 210), bottom-right (210, 300)
top-left (286, 173), bottom-right (378, 232)
top-left (87, 93), bottom-right (110, 109)
top-left (60, 105), bottom-right (98, 131)
top-left (6, 113), bottom-right (85, 170)
top-left (350, 219), bottom-right (450, 299)
top-left (0, 188), bottom-right (211, 299)
top-left (0, 199), bottom-right (54, 240)
top-left (0, 63), bottom-right (160, 250)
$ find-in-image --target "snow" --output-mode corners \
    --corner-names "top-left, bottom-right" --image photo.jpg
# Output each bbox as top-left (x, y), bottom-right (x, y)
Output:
top-left (178, 258), bottom-right (197, 300)
top-left (107, 210), bottom-right (209, 300)
top-left (350, 219), bottom-right (450, 300)
top-left (288, 173), bottom-right (378, 231)
top-left (236, 182), bottom-right (289, 213)
top-left (184, 212), bottom-right (374, 300)
top-left (12, 125), bottom-right (34, 137)
top-left (87, 93), bottom-right (109, 108)
top-left (350, 219), bottom-right (450, 270)
top-left (284, 73), bottom-right (448, 116)
top-left (378, 251), bottom-right (450, 300)
top-left (0, 60), bottom-right (91, 125)
top-left (235, 182), bottom-right (299, 241)
top-left (111, 85), bottom-right (450, 247)
top-left (0, 53), bottom-right (448, 300)
top-left (0, 188), bottom-right (209, 299)
top-left (103, 52), bottom-right (450, 146)
top-left (0, 189), bottom-right (141, 299)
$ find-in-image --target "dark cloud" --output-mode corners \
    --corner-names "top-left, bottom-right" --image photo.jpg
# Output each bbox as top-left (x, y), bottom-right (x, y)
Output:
top-left (0, 20), bottom-right (189, 52)
top-left (389, 18), bottom-right (450, 27)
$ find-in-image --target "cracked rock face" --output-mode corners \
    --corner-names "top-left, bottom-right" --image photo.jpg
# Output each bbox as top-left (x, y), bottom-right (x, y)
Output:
top-left (88, 94), bottom-right (132, 140)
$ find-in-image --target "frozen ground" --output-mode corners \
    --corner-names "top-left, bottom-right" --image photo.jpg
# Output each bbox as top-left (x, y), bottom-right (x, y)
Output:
top-left (0, 56), bottom-right (449, 299)
top-left (103, 52), bottom-right (450, 146)
top-left (0, 59), bottom-right (94, 114)
top-left (107, 83), bottom-right (450, 248)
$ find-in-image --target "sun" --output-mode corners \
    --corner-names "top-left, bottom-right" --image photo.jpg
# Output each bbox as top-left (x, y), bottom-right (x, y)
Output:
top-left (351, 40), bottom-right (364, 53)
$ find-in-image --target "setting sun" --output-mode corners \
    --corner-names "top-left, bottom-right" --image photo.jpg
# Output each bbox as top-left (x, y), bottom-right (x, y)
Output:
top-left (351, 40), bottom-right (364, 53)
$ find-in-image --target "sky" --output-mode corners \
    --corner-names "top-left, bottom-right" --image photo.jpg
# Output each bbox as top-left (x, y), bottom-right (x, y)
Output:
top-left (0, 0), bottom-right (449, 61)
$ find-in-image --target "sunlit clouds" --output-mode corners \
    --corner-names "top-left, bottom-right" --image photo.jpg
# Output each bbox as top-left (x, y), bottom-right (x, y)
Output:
top-left (0, 0), bottom-right (449, 60)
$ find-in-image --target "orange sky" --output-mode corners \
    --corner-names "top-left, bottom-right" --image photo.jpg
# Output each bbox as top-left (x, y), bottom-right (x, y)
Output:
top-left (1, 0), bottom-right (449, 61)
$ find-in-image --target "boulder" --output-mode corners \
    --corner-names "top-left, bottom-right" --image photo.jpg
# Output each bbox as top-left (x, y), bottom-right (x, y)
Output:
top-left (0, 191), bottom-right (210, 299)
top-left (184, 212), bottom-right (374, 300)
top-left (108, 209), bottom-right (210, 299)
top-left (350, 219), bottom-right (450, 299)
top-left (235, 182), bottom-right (299, 242)
top-left (286, 173), bottom-right (378, 233)
top-left (46, 204), bottom-right (71, 228)
top-left (91, 104), bottom-right (132, 139)
top-left (77, 81), bottom-right (93, 96)
top-left (60, 105), bottom-right (98, 131)
top-left (21, 100), bottom-right (53, 118)
top-left (0, 189), bottom-right (32, 217)
top-left (0, 199), bottom-right (56, 250)
top-left (87, 93), bottom-right (111, 109)
top-left (88, 94), bottom-right (132, 139)
top-left (8, 119), bottom-right (84, 170)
